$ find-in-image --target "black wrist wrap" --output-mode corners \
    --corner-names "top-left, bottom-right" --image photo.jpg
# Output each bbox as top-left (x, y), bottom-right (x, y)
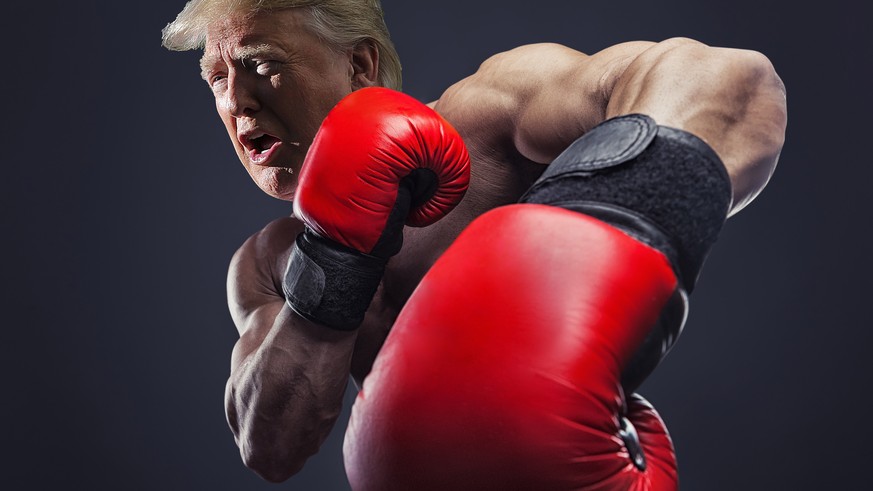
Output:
top-left (520, 113), bottom-right (731, 292)
top-left (519, 114), bottom-right (732, 393)
top-left (282, 230), bottom-right (387, 331)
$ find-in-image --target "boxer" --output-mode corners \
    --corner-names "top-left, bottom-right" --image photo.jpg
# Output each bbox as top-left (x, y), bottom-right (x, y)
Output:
top-left (162, 0), bottom-right (787, 485)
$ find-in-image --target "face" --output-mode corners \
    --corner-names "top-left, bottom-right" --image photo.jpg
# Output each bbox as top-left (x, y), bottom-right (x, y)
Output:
top-left (201, 9), bottom-right (355, 201)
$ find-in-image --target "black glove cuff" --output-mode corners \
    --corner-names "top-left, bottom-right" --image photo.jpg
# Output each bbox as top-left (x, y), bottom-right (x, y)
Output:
top-left (283, 230), bottom-right (387, 331)
top-left (520, 114), bottom-right (731, 292)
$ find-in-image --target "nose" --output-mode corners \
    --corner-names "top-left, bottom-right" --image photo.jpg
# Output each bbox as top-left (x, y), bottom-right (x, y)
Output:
top-left (220, 70), bottom-right (261, 117)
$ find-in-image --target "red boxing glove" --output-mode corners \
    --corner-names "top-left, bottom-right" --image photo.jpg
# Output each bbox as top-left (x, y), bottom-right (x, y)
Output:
top-left (284, 88), bottom-right (470, 330)
top-left (344, 204), bottom-right (678, 490)
top-left (294, 87), bottom-right (470, 256)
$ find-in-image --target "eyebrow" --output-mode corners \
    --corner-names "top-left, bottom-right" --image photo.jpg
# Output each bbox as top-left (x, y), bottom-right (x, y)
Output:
top-left (199, 43), bottom-right (282, 80)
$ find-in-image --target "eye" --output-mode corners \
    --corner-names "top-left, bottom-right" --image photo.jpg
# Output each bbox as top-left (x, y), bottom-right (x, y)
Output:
top-left (253, 60), bottom-right (279, 76)
top-left (208, 73), bottom-right (227, 89)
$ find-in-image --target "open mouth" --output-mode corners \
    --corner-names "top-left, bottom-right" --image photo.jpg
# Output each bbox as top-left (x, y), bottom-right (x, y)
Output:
top-left (242, 133), bottom-right (282, 165)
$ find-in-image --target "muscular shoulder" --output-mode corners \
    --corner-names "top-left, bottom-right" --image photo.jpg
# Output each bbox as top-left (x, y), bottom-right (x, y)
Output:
top-left (432, 42), bottom-right (655, 163)
top-left (475, 43), bottom-right (594, 98)
top-left (227, 216), bottom-right (303, 331)
top-left (432, 44), bottom-right (582, 139)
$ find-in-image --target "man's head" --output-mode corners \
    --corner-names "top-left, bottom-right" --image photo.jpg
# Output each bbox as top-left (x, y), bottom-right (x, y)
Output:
top-left (162, 1), bottom-right (401, 200)
top-left (163, 1), bottom-right (401, 90)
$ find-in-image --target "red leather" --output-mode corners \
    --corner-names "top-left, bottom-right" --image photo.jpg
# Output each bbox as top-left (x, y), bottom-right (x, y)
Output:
top-left (294, 87), bottom-right (470, 254)
top-left (344, 204), bottom-right (679, 490)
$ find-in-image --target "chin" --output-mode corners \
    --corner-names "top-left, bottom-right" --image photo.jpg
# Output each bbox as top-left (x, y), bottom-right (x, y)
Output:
top-left (253, 166), bottom-right (297, 201)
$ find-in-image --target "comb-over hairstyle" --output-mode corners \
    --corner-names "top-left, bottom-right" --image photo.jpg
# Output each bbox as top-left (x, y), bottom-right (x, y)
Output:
top-left (162, 0), bottom-right (401, 90)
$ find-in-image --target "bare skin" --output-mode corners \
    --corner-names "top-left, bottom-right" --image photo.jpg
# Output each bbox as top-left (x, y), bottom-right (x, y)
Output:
top-left (204, 8), bottom-right (787, 483)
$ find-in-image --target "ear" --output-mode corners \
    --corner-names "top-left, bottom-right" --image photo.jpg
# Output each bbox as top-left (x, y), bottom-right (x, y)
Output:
top-left (349, 40), bottom-right (379, 89)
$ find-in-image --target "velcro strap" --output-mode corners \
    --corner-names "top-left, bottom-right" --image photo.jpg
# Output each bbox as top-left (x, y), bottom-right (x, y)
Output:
top-left (520, 113), bottom-right (731, 291)
top-left (283, 230), bottom-right (387, 331)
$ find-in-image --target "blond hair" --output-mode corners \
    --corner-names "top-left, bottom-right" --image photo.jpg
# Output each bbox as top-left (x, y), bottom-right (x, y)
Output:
top-left (162, 0), bottom-right (401, 90)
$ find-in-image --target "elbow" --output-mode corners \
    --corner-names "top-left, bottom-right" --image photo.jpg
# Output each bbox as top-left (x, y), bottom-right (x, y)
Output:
top-left (700, 46), bottom-right (788, 212)
top-left (663, 40), bottom-right (788, 140)
top-left (728, 48), bottom-right (787, 116)
top-left (234, 415), bottom-right (326, 483)
top-left (710, 43), bottom-right (787, 117)
top-left (726, 48), bottom-right (788, 152)
top-left (240, 440), bottom-right (312, 483)
top-left (249, 461), bottom-right (303, 484)
top-left (224, 374), bottom-right (315, 482)
top-left (655, 38), bottom-right (786, 99)
top-left (226, 406), bottom-right (313, 482)
top-left (248, 459), bottom-right (305, 484)
top-left (225, 391), bottom-right (342, 484)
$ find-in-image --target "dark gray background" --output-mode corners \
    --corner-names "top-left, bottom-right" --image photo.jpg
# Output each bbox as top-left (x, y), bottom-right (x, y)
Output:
top-left (7, 0), bottom-right (870, 489)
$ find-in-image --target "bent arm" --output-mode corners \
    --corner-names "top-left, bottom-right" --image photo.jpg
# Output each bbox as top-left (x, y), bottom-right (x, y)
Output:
top-left (492, 39), bottom-right (787, 215)
top-left (224, 218), bottom-right (356, 483)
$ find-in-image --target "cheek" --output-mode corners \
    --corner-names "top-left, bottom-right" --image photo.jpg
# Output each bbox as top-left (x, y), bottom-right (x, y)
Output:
top-left (216, 105), bottom-right (238, 139)
top-left (310, 55), bottom-right (355, 106)
top-left (214, 90), bottom-right (234, 119)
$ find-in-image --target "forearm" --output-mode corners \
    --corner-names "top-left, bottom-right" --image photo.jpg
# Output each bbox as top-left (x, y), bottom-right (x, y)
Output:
top-left (225, 304), bottom-right (357, 482)
top-left (604, 38), bottom-right (787, 213)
